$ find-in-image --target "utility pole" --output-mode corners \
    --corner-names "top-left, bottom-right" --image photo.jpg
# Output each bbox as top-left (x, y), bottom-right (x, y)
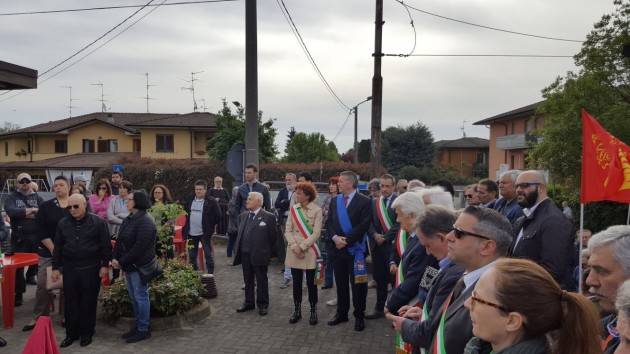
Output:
top-left (144, 72), bottom-right (156, 113)
top-left (91, 82), bottom-right (107, 112)
top-left (181, 71), bottom-right (203, 112)
top-left (352, 96), bottom-right (373, 164)
top-left (370, 0), bottom-right (384, 177)
top-left (61, 86), bottom-right (77, 118)
top-left (245, 0), bottom-right (259, 166)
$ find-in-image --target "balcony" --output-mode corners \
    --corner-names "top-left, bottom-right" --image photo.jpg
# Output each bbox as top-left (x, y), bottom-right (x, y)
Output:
top-left (496, 133), bottom-right (527, 150)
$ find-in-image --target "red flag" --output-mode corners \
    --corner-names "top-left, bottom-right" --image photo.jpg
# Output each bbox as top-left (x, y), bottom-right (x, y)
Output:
top-left (22, 316), bottom-right (60, 354)
top-left (581, 109), bottom-right (630, 203)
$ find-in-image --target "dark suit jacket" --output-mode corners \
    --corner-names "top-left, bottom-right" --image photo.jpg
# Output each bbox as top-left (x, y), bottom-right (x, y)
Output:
top-left (324, 191), bottom-right (372, 257)
top-left (511, 198), bottom-right (573, 288)
top-left (401, 261), bottom-right (465, 350)
top-left (183, 196), bottom-right (221, 239)
top-left (368, 194), bottom-right (399, 250)
top-left (233, 209), bottom-right (277, 266)
top-left (386, 235), bottom-right (439, 314)
top-left (427, 280), bottom-right (475, 354)
top-left (234, 181), bottom-right (271, 214)
top-left (274, 187), bottom-right (291, 218)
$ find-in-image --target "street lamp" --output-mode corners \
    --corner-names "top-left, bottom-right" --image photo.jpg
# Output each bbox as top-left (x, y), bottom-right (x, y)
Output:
top-left (353, 96), bottom-right (373, 163)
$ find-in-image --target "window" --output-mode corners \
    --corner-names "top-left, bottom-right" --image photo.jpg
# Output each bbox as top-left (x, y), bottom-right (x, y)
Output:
top-left (156, 134), bottom-right (174, 152)
top-left (4, 142), bottom-right (7, 156)
top-left (133, 139), bottom-right (141, 152)
top-left (82, 139), bottom-right (95, 153)
top-left (54, 140), bottom-right (67, 153)
top-left (97, 139), bottom-right (118, 152)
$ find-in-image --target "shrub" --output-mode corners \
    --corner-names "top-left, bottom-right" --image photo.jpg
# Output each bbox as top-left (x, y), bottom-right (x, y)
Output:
top-left (259, 162), bottom-right (378, 182)
top-left (101, 259), bottom-right (204, 320)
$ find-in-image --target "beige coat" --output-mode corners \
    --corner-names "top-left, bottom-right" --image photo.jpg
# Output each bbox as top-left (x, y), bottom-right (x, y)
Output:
top-left (284, 202), bottom-right (323, 270)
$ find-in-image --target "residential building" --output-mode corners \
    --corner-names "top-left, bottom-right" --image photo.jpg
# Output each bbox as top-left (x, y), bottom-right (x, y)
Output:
top-left (434, 137), bottom-right (489, 179)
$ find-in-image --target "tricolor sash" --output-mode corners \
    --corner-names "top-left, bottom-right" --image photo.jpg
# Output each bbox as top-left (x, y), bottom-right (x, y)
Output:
top-left (375, 196), bottom-right (393, 233)
top-left (432, 293), bottom-right (453, 354)
top-left (394, 303), bottom-right (426, 354)
top-left (290, 204), bottom-right (324, 284)
top-left (336, 194), bottom-right (368, 283)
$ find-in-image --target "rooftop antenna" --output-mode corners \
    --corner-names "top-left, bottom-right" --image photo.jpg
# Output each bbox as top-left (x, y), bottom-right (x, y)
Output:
top-left (61, 86), bottom-right (77, 118)
top-left (91, 82), bottom-right (108, 112)
top-left (200, 98), bottom-right (208, 112)
top-left (144, 72), bottom-right (156, 113)
top-left (461, 120), bottom-right (468, 138)
top-left (181, 71), bottom-right (203, 112)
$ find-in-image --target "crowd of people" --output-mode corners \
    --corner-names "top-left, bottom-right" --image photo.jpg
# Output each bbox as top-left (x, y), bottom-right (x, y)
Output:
top-left (0, 166), bottom-right (629, 353)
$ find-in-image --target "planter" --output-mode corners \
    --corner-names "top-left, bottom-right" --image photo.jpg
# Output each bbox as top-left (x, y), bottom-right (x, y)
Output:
top-left (109, 300), bottom-right (211, 331)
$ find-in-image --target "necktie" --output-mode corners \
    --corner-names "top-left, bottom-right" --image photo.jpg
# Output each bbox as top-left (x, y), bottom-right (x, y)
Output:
top-left (343, 196), bottom-right (349, 206)
top-left (383, 197), bottom-right (389, 208)
top-left (249, 212), bottom-right (255, 221)
top-left (450, 278), bottom-right (466, 305)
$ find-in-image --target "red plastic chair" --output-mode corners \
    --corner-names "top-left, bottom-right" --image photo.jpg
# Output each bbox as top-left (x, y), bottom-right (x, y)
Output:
top-left (173, 214), bottom-right (186, 256)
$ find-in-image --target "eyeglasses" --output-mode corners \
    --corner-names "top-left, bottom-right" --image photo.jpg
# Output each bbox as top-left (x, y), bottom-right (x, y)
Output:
top-left (98, 186), bottom-right (108, 190)
top-left (66, 204), bottom-right (81, 210)
top-left (452, 226), bottom-right (491, 241)
top-left (515, 182), bottom-right (540, 189)
top-left (471, 291), bottom-right (509, 312)
top-left (18, 179), bottom-right (31, 184)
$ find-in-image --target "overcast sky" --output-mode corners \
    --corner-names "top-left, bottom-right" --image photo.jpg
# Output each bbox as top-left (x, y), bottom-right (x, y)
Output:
top-left (0, 0), bottom-right (616, 154)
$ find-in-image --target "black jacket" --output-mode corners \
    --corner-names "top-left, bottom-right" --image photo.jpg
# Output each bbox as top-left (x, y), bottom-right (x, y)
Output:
top-left (4, 191), bottom-right (43, 237)
top-left (427, 280), bottom-right (476, 354)
top-left (386, 235), bottom-right (439, 314)
top-left (274, 187), bottom-right (292, 218)
top-left (368, 194), bottom-right (399, 250)
top-left (52, 213), bottom-right (112, 270)
top-left (324, 192), bottom-right (372, 257)
top-left (36, 198), bottom-right (71, 258)
top-left (511, 198), bottom-right (573, 289)
top-left (401, 260), bottom-right (465, 351)
top-left (233, 209), bottom-right (277, 266)
top-left (463, 337), bottom-right (548, 354)
top-left (234, 181), bottom-right (271, 214)
top-left (183, 196), bottom-right (221, 239)
top-left (113, 210), bottom-right (157, 272)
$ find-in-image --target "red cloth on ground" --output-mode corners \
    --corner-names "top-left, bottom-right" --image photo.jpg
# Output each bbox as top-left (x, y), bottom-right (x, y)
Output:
top-left (22, 316), bottom-right (60, 354)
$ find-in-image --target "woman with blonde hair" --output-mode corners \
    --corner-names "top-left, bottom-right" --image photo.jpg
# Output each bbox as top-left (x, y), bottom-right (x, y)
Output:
top-left (463, 258), bottom-right (602, 354)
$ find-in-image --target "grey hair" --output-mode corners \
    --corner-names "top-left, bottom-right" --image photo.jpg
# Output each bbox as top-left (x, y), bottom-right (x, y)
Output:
top-left (369, 178), bottom-right (380, 189)
top-left (588, 225), bottom-right (630, 275)
top-left (391, 191), bottom-right (425, 217)
top-left (616, 279), bottom-right (630, 319)
top-left (285, 173), bottom-right (297, 179)
top-left (408, 179), bottom-right (426, 191)
top-left (499, 169), bottom-right (521, 183)
top-left (417, 205), bottom-right (456, 238)
top-left (340, 171), bottom-right (359, 188)
top-left (247, 191), bottom-right (264, 203)
top-left (463, 206), bottom-right (513, 256)
top-left (420, 186), bottom-right (454, 210)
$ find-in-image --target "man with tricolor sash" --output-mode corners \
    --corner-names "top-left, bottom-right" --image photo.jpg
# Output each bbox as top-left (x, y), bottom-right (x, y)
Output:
top-left (386, 206), bottom-right (463, 354)
top-left (365, 174), bottom-right (399, 320)
top-left (325, 171), bottom-right (372, 332)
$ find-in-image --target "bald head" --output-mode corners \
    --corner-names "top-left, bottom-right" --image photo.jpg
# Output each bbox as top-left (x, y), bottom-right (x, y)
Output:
top-left (515, 170), bottom-right (547, 208)
top-left (67, 194), bottom-right (87, 219)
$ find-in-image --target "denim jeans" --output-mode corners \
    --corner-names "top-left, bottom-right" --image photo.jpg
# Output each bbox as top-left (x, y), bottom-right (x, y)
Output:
top-left (126, 271), bottom-right (150, 332)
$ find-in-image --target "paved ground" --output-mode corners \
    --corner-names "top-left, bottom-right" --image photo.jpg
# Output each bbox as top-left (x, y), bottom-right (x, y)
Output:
top-left (2, 244), bottom-right (395, 353)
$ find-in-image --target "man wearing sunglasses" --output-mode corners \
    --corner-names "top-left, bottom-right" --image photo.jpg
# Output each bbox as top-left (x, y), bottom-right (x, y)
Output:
top-left (511, 170), bottom-right (573, 289)
top-left (4, 172), bottom-right (44, 306)
top-left (428, 206), bottom-right (512, 354)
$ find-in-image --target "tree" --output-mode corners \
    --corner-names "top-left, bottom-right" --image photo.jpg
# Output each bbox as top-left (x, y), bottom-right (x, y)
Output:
top-left (0, 122), bottom-right (20, 133)
top-left (284, 126), bottom-right (297, 155)
top-left (528, 0), bottom-right (630, 231)
top-left (206, 99), bottom-right (278, 163)
top-left (381, 122), bottom-right (435, 174)
top-left (284, 132), bottom-right (339, 163)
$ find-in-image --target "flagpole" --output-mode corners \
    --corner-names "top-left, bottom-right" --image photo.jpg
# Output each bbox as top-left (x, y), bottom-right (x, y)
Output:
top-left (627, 204), bottom-right (630, 225)
top-left (578, 203), bottom-right (588, 294)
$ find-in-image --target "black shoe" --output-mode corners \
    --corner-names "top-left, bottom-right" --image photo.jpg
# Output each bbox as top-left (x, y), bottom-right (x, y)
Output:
top-left (0, 336), bottom-right (6, 347)
top-left (289, 301), bottom-right (301, 324)
top-left (365, 310), bottom-right (385, 320)
top-left (22, 323), bottom-right (36, 332)
top-left (60, 338), bottom-right (75, 348)
top-left (309, 303), bottom-right (318, 325)
top-left (236, 304), bottom-right (255, 313)
top-left (80, 337), bottom-right (92, 347)
top-left (126, 330), bottom-right (151, 344)
top-left (26, 276), bottom-right (37, 285)
top-left (121, 328), bottom-right (137, 339)
top-left (354, 317), bottom-right (365, 332)
top-left (14, 294), bottom-right (23, 307)
top-left (321, 285), bottom-right (333, 290)
top-left (258, 305), bottom-right (268, 316)
top-left (327, 315), bottom-right (349, 326)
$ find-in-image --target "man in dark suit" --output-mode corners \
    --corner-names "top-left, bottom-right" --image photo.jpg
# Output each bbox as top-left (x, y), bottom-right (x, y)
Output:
top-left (184, 180), bottom-right (221, 274)
top-left (426, 206), bottom-right (511, 354)
top-left (511, 170), bottom-right (573, 289)
top-left (325, 171), bottom-right (372, 331)
top-left (366, 174), bottom-right (399, 319)
top-left (234, 164), bottom-right (271, 215)
top-left (387, 206), bottom-right (463, 352)
top-left (233, 191), bottom-right (277, 316)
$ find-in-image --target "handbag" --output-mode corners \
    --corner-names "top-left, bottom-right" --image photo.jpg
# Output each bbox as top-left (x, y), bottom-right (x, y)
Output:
top-left (45, 266), bottom-right (63, 290)
top-left (134, 257), bottom-right (163, 284)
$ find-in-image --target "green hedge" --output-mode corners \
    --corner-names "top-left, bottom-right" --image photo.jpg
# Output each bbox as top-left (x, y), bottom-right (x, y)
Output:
top-left (259, 162), bottom-right (377, 182)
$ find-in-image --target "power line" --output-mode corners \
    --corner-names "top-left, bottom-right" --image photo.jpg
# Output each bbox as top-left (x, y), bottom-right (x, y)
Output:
top-left (40, 0), bottom-right (156, 77)
top-left (393, 0), bottom-right (583, 43)
top-left (383, 53), bottom-right (574, 57)
top-left (276, 0), bottom-right (351, 112)
top-left (0, 0), bottom-right (238, 16)
top-left (394, 0), bottom-right (417, 57)
top-left (0, 0), bottom-right (168, 104)
top-left (332, 110), bottom-right (354, 143)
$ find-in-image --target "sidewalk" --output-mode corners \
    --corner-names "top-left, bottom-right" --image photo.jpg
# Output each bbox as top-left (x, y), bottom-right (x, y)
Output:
top-left (1, 244), bottom-right (395, 353)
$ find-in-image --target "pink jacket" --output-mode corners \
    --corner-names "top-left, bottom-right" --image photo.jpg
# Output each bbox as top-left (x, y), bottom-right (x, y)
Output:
top-left (89, 194), bottom-right (112, 220)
